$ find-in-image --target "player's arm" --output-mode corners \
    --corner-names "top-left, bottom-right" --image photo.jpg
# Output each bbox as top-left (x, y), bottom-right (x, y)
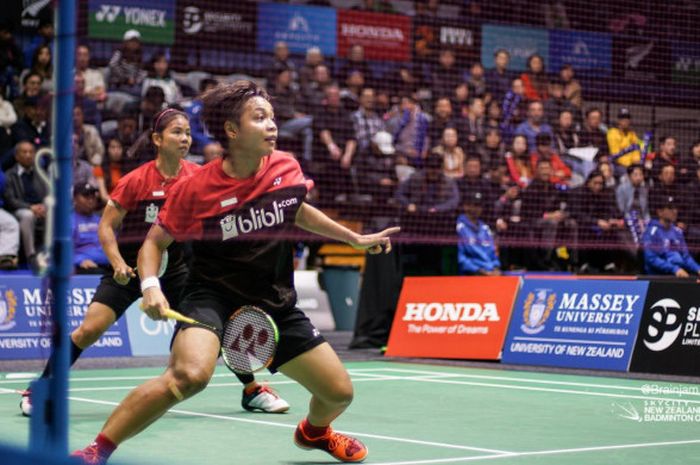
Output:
top-left (138, 224), bottom-right (175, 321)
top-left (98, 200), bottom-right (134, 285)
top-left (295, 202), bottom-right (400, 254)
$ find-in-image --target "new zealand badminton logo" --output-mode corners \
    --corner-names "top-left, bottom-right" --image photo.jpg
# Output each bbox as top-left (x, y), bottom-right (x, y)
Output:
top-left (0, 289), bottom-right (18, 331)
top-left (642, 298), bottom-right (682, 352)
top-left (521, 289), bottom-right (556, 334)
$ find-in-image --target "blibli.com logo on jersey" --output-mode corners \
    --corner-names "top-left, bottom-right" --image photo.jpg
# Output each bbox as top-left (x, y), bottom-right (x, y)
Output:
top-left (220, 198), bottom-right (297, 240)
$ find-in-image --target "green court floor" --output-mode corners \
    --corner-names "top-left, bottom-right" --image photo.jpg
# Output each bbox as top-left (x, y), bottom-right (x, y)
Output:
top-left (1, 362), bottom-right (699, 464)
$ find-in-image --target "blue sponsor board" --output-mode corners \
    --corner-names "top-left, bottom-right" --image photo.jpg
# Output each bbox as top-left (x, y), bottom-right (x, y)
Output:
top-left (502, 279), bottom-right (648, 371)
top-left (124, 299), bottom-right (176, 356)
top-left (0, 276), bottom-right (131, 360)
top-left (257, 3), bottom-right (336, 56)
top-left (481, 24), bottom-right (549, 71)
top-left (549, 30), bottom-right (611, 75)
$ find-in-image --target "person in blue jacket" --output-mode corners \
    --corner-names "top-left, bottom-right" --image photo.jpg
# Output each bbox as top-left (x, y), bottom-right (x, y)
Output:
top-left (642, 195), bottom-right (700, 277)
top-left (457, 189), bottom-right (501, 275)
top-left (72, 183), bottom-right (110, 274)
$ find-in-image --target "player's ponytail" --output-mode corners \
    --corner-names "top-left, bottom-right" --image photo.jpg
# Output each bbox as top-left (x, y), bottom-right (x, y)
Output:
top-left (127, 106), bottom-right (188, 161)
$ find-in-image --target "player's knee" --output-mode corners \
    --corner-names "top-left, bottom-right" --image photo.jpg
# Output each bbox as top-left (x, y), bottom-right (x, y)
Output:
top-left (172, 366), bottom-right (211, 396)
top-left (72, 323), bottom-right (103, 348)
top-left (323, 381), bottom-right (354, 408)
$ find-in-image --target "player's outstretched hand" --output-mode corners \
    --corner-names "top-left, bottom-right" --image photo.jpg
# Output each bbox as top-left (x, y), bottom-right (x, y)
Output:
top-left (141, 287), bottom-right (170, 321)
top-left (350, 226), bottom-right (401, 255)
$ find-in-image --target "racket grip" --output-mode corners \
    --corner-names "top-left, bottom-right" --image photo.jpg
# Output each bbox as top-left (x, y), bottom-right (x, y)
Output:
top-left (163, 308), bottom-right (197, 325)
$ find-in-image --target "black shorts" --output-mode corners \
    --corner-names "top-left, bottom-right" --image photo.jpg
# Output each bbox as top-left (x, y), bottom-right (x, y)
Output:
top-left (92, 267), bottom-right (188, 319)
top-left (173, 285), bottom-right (325, 373)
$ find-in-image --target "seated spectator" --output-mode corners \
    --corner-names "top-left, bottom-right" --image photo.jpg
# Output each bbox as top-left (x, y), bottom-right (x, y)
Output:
top-left (3, 141), bottom-right (47, 271)
top-left (650, 163), bottom-right (679, 208)
top-left (544, 82), bottom-right (577, 126)
top-left (457, 97), bottom-right (486, 154)
top-left (141, 52), bottom-right (182, 104)
top-left (478, 128), bottom-right (506, 172)
top-left (12, 72), bottom-right (45, 120)
top-left (0, 83), bottom-right (17, 155)
top-left (579, 107), bottom-right (608, 158)
top-left (396, 153), bottom-right (459, 215)
top-left (393, 64), bottom-right (419, 98)
top-left (355, 130), bottom-right (397, 207)
top-left (72, 183), bottom-right (109, 274)
top-left (340, 44), bottom-right (373, 86)
top-left (107, 29), bottom-right (146, 97)
top-left (457, 189), bottom-right (501, 276)
top-left (125, 86), bottom-right (166, 134)
top-left (75, 44), bottom-right (106, 104)
top-left (504, 134), bottom-right (533, 188)
top-left (73, 106), bottom-right (104, 166)
top-left (485, 100), bottom-right (502, 131)
top-left (270, 68), bottom-right (313, 163)
top-left (646, 135), bottom-right (678, 181)
top-left (22, 12), bottom-right (53, 69)
top-left (95, 138), bottom-right (125, 204)
top-left (679, 139), bottom-right (700, 185)
top-left (500, 78), bottom-right (526, 140)
top-left (185, 78), bottom-right (219, 155)
top-left (515, 100), bottom-right (554, 153)
top-left (431, 49), bottom-right (462, 100)
top-left (266, 41), bottom-right (297, 85)
top-left (460, 155), bottom-right (497, 223)
top-left (560, 65), bottom-right (582, 112)
top-left (388, 93), bottom-right (430, 168)
top-left (467, 62), bottom-right (488, 101)
top-left (642, 195), bottom-right (700, 277)
top-left (432, 127), bottom-right (465, 179)
top-left (485, 49), bottom-right (513, 104)
top-left (452, 82), bottom-right (471, 119)
top-left (598, 159), bottom-right (617, 190)
top-left (520, 54), bottom-right (549, 102)
top-left (74, 73), bottom-right (101, 128)
top-left (340, 70), bottom-right (364, 112)
top-left (529, 133), bottom-right (572, 186)
top-left (72, 140), bottom-right (98, 188)
top-left (521, 158), bottom-right (577, 270)
top-left (102, 112), bottom-right (137, 157)
top-left (616, 164), bottom-right (649, 245)
top-left (299, 46), bottom-right (324, 94)
top-left (0, 167), bottom-right (19, 269)
top-left (428, 97), bottom-right (456, 146)
top-left (19, 44), bottom-right (52, 94)
top-left (301, 64), bottom-right (332, 112)
top-left (10, 95), bottom-right (51, 151)
top-left (553, 109), bottom-right (580, 155)
top-left (0, 19), bottom-right (24, 98)
top-left (607, 107), bottom-right (641, 169)
top-left (351, 87), bottom-right (385, 159)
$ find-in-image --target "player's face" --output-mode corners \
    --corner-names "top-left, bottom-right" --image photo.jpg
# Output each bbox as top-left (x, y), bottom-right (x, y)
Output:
top-left (154, 115), bottom-right (191, 158)
top-left (235, 97), bottom-right (277, 157)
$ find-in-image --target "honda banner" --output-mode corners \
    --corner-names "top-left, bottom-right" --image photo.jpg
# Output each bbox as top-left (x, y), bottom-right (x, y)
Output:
top-left (502, 279), bottom-right (648, 371)
top-left (630, 282), bottom-right (700, 377)
top-left (385, 276), bottom-right (520, 360)
top-left (337, 10), bottom-right (412, 62)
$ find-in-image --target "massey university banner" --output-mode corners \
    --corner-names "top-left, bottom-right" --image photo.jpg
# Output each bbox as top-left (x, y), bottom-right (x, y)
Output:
top-left (630, 282), bottom-right (700, 377)
top-left (385, 276), bottom-right (519, 360)
top-left (502, 279), bottom-right (648, 371)
top-left (0, 276), bottom-right (131, 360)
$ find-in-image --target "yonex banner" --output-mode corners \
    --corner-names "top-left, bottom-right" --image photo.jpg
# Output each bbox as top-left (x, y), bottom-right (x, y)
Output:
top-left (88, 0), bottom-right (176, 45)
top-left (549, 30), bottom-right (612, 75)
top-left (481, 24), bottom-right (549, 71)
top-left (337, 10), bottom-right (411, 62)
top-left (385, 276), bottom-right (520, 360)
top-left (630, 282), bottom-right (700, 377)
top-left (671, 41), bottom-right (700, 84)
top-left (502, 279), bottom-right (648, 371)
top-left (0, 276), bottom-right (131, 360)
top-left (257, 3), bottom-right (337, 56)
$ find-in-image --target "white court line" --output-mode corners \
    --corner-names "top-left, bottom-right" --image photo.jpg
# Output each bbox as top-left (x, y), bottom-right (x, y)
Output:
top-left (371, 438), bottom-right (700, 464)
top-left (67, 396), bottom-right (512, 455)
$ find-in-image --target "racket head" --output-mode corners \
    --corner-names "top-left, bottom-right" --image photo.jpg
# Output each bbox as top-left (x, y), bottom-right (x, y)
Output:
top-left (221, 306), bottom-right (279, 375)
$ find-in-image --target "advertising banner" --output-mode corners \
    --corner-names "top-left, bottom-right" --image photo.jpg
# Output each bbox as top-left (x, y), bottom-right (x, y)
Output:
top-left (613, 36), bottom-right (670, 82)
top-left (502, 279), bottom-right (648, 371)
top-left (88, 0), bottom-right (176, 45)
top-left (385, 276), bottom-right (520, 360)
top-left (630, 282), bottom-right (700, 377)
top-left (6, 0), bottom-right (53, 32)
top-left (124, 300), bottom-right (176, 356)
top-left (671, 41), bottom-right (700, 85)
top-left (481, 24), bottom-right (549, 71)
top-left (257, 3), bottom-right (336, 56)
top-left (0, 276), bottom-right (131, 360)
top-left (414, 18), bottom-right (479, 63)
top-left (337, 10), bottom-right (411, 62)
top-left (549, 30), bottom-right (612, 75)
top-left (175, 1), bottom-right (255, 51)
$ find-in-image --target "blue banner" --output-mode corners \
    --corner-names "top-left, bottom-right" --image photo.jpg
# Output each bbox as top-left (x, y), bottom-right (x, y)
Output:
top-left (672, 41), bottom-right (700, 84)
top-left (502, 279), bottom-right (648, 371)
top-left (124, 300), bottom-right (176, 356)
top-left (257, 3), bottom-right (337, 56)
top-left (549, 30), bottom-right (611, 75)
top-left (481, 25), bottom-right (549, 72)
top-left (0, 276), bottom-right (131, 360)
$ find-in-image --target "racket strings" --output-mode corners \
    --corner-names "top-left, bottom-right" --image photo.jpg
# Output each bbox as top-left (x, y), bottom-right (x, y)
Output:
top-left (222, 308), bottom-right (276, 374)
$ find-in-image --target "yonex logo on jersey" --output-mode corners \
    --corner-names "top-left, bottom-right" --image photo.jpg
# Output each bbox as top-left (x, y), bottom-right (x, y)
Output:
top-left (273, 177), bottom-right (282, 186)
top-left (145, 203), bottom-right (159, 224)
top-left (220, 199), bottom-right (295, 240)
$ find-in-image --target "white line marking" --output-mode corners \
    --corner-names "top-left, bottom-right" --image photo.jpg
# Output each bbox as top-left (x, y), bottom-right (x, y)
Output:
top-left (66, 396), bottom-right (512, 454)
top-left (512, 336), bottom-right (627, 346)
top-left (4, 373), bottom-right (37, 380)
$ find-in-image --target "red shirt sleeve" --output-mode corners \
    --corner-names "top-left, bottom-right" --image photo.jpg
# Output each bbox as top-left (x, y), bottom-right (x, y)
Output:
top-left (157, 177), bottom-right (203, 241)
top-left (109, 170), bottom-right (139, 211)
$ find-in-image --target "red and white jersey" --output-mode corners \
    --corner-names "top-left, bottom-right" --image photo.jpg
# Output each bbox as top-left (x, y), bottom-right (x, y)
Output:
top-left (158, 151), bottom-right (313, 312)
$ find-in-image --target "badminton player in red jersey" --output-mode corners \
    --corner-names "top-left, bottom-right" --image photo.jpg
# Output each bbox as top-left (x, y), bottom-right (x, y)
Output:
top-left (72, 81), bottom-right (398, 464)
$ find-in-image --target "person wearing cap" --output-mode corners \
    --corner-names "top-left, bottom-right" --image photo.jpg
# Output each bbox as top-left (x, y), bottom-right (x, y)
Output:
top-left (642, 195), bottom-right (700, 277)
top-left (9, 94), bottom-right (50, 151)
top-left (107, 29), bottom-right (146, 97)
top-left (456, 189), bottom-right (501, 276)
top-left (72, 183), bottom-right (109, 273)
top-left (607, 107), bottom-right (641, 168)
